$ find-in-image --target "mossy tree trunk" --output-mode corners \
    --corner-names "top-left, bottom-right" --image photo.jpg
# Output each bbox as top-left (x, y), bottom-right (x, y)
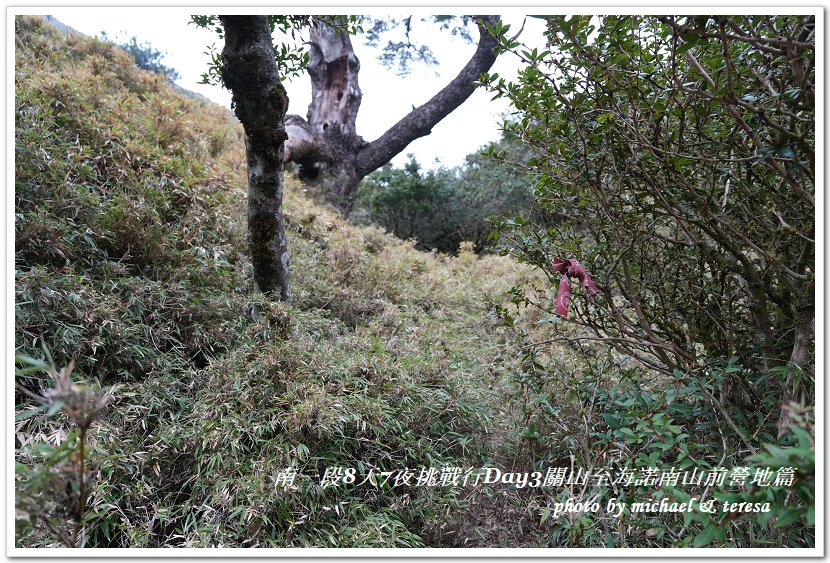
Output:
top-left (285, 15), bottom-right (500, 215)
top-left (220, 15), bottom-right (291, 300)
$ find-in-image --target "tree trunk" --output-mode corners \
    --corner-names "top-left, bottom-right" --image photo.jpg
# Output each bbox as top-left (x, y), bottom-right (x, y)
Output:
top-left (285, 15), bottom-right (500, 215)
top-left (777, 283), bottom-right (815, 438)
top-left (220, 15), bottom-right (291, 300)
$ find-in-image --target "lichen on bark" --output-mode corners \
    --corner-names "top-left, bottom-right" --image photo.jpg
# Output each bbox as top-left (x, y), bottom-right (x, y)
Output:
top-left (220, 15), bottom-right (291, 300)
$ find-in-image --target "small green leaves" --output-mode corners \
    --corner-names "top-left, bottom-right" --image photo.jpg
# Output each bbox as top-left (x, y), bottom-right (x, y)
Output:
top-left (192, 15), bottom-right (360, 87)
top-left (774, 508), bottom-right (802, 528)
top-left (693, 524), bottom-right (717, 547)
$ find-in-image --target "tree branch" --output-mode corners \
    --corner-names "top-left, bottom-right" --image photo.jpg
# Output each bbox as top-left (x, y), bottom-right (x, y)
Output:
top-left (355, 15), bottom-right (500, 177)
top-left (285, 114), bottom-right (328, 163)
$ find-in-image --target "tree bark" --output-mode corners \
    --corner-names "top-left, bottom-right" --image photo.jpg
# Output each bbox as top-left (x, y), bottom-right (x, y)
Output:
top-left (285, 15), bottom-right (501, 215)
top-left (777, 282), bottom-right (815, 438)
top-left (220, 15), bottom-right (291, 300)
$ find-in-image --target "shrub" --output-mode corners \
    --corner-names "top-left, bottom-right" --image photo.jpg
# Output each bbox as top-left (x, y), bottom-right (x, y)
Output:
top-left (353, 140), bottom-right (536, 253)
top-left (483, 14), bottom-right (815, 546)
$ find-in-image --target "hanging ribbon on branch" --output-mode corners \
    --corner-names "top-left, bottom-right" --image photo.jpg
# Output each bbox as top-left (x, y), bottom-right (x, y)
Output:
top-left (553, 257), bottom-right (601, 317)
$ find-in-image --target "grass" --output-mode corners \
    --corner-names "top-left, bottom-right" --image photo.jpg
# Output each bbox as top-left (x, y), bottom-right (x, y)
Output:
top-left (13, 15), bottom-right (543, 547)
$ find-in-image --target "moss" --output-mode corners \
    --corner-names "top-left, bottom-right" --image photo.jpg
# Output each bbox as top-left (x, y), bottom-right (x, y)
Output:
top-left (271, 82), bottom-right (289, 118)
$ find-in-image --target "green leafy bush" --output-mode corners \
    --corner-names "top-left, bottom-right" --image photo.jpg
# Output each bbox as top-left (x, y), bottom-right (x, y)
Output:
top-left (482, 14), bottom-right (815, 547)
top-left (353, 139), bottom-right (535, 253)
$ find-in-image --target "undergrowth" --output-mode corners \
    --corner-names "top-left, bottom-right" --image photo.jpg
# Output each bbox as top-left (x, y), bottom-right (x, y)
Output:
top-left (14, 16), bottom-right (536, 547)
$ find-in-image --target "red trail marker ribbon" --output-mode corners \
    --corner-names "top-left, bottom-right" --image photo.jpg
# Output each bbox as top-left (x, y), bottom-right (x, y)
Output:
top-left (552, 257), bottom-right (601, 317)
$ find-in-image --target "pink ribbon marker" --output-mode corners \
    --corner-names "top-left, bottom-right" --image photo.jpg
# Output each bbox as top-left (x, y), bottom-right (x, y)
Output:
top-left (552, 257), bottom-right (601, 317)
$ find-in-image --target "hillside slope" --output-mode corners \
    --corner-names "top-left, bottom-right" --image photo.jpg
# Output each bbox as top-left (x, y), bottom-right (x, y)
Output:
top-left (14, 16), bottom-right (540, 547)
